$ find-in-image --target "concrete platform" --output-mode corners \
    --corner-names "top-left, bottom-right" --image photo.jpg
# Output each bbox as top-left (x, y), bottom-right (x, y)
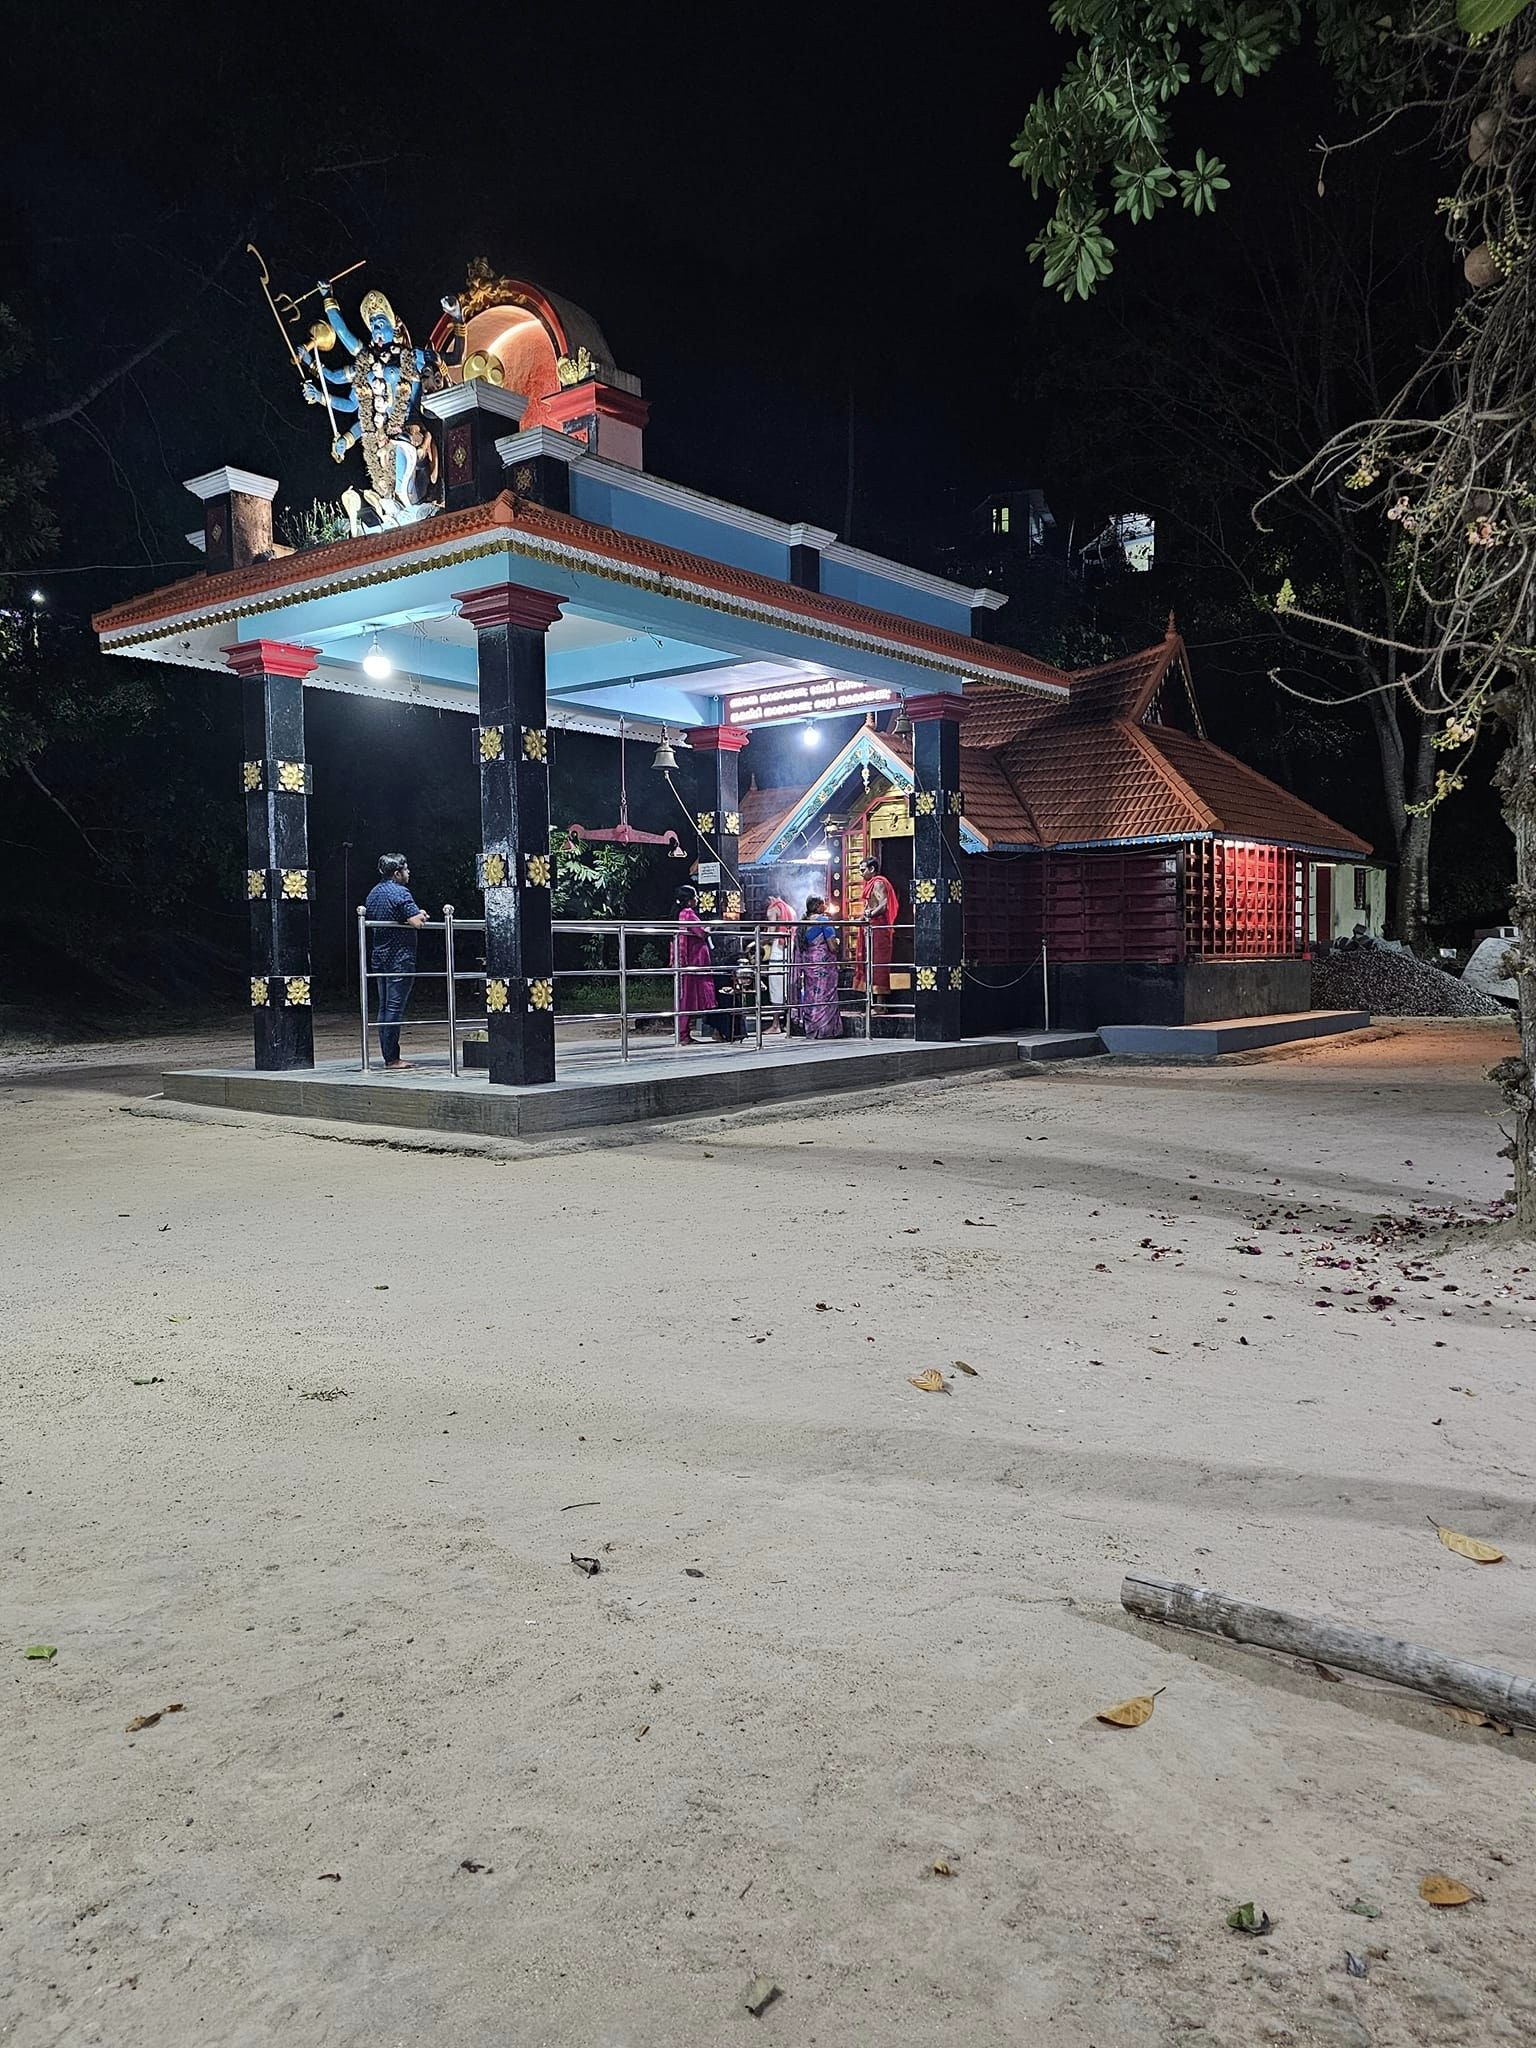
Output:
top-left (162, 1033), bottom-right (1023, 1139)
top-left (1096, 1009), bottom-right (1370, 1059)
top-left (1017, 1030), bottom-right (1104, 1062)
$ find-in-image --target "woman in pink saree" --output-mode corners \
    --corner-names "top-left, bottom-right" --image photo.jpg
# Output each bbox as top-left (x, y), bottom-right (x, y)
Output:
top-left (795, 895), bottom-right (842, 1039)
top-left (672, 885), bottom-right (717, 1045)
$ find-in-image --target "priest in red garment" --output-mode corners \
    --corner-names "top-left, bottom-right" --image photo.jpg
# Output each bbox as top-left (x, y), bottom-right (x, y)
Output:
top-left (858, 858), bottom-right (899, 999)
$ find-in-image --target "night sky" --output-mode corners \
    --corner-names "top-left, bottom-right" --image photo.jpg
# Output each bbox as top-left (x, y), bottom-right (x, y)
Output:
top-left (6, 5), bottom-right (1067, 589)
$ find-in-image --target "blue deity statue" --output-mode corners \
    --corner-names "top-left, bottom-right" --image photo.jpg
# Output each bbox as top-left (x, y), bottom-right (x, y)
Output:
top-left (299, 284), bottom-right (440, 527)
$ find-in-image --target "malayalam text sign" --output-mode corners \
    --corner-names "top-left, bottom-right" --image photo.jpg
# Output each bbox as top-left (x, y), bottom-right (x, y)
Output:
top-left (724, 678), bottom-right (897, 726)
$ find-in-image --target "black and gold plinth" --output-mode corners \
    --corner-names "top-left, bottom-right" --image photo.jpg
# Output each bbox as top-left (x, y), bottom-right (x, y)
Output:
top-left (421, 382), bottom-right (530, 513)
top-left (689, 724), bottom-right (750, 923)
top-left (456, 581), bottom-right (566, 1086)
top-left (909, 693), bottom-right (968, 1042)
top-left (224, 639), bottom-right (319, 1071)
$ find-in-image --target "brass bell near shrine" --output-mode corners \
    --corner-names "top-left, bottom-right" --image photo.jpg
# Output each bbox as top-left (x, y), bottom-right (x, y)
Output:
top-left (650, 727), bottom-right (679, 773)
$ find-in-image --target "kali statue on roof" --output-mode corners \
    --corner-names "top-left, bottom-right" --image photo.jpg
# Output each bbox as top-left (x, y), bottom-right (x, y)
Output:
top-left (296, 275), bottom-right (446, 531)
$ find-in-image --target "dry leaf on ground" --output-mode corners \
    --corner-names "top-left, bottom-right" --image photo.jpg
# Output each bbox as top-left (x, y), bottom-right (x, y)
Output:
top-left (908, 1369), bottom-right (948, 1394)
top-left (931, 1860), bottom-right (955, 1877)
top-left (1419, 1872), bottom-right (1481, 1907)
top-left (1096, 1688), bottom-right (1165, 1727)
top-left (24, 1646), bottom-right (57, 1661)
top-left (125, 1703), bottom-right (184, 1733)
top-left (952, 1360), bottom-right (979, 1377)
top-left (1430, 1519), bottom-right (1504, 1563)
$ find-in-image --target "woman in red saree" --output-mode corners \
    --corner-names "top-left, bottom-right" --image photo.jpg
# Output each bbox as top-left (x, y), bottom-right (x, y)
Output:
top-left (858, 859), bottom-right (899, 998)
top-left (672, 885), bottom-right (717, 1045)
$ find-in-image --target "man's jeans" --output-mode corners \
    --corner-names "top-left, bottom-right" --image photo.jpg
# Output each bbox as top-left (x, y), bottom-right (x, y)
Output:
top-left (376, 973), bottom-right (414, 1064)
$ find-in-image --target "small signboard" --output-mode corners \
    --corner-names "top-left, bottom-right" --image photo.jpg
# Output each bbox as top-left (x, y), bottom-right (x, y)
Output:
top-left (696, 860), bottom-right (722, 884)
top-left (725, 677), bottom-right (897, 726)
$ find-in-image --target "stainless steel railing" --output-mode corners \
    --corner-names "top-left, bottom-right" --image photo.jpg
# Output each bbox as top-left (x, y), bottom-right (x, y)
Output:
top-left (354, 907), bottom-right (918, 1071)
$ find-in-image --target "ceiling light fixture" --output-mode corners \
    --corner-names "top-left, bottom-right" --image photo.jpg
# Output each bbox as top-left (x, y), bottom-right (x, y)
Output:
top-left (801, 718), bottom-right (820, 749)
top-left (362, 630), bottom-right (393, 680)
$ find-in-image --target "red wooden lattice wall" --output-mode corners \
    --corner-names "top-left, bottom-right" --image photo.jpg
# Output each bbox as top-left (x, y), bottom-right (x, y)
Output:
top-left (964, 840), bottom-right (1306, 963)
top-left (965, 848), bottom-right (1183, 964)
top-left (1183, 841), bottom-right (1303, 958)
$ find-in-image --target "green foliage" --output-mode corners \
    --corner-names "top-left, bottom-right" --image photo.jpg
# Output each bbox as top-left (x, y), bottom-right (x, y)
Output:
top-left (277, 498), bottom-right (353, 550)
top-left (549, 828), bottom-right (648, 919)
top-left (1458, 0), bottom-right (1531, 35)
top-left (1014, 3), bottom-right (1424, 296)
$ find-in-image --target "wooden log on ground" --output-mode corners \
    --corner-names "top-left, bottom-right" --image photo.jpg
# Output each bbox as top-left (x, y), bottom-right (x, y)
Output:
top-left (1121, 1574), bottom-right (1536, 1730)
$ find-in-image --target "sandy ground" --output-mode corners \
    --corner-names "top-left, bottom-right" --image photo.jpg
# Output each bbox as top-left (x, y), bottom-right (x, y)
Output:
top-left (3, 1018), bottom-right (1535, 2048)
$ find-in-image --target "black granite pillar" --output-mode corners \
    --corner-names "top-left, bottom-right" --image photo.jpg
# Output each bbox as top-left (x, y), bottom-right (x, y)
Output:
top-left (688, 724), bottom-right (750, 921)
top-left (225, 639), bottom-right (318, 1070)
top-left (909, 693), bottom-right (968, 1041)
top-left (455, 581), bottom-right (566, 1086)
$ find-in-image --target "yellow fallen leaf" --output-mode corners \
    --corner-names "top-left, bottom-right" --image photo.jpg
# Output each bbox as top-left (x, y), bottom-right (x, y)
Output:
top-left (908, 1369), bottom-right (948, 1394)
top-left (1432, 1521), bottom-right (1504, 1563)
top-left (1441, 1705), bottom-right (1513, 1735)
top-left (1420, 1872), bottom-right (1481, 1907)
top-left (1096, 1688), bottom-right (1165, 1727)
top-left (931, 1860), bottom-right (955, 1877)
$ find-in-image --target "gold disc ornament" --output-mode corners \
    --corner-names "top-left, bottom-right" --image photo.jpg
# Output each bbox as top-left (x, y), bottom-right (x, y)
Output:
top-left (461, 350), bottom-right (506, 388)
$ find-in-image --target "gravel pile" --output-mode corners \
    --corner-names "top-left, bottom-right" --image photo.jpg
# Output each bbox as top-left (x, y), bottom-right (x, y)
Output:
top-left (1313, 939), bottom-right (1507, 1017)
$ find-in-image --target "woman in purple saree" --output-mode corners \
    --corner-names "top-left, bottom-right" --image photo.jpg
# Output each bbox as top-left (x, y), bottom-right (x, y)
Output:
top-left (672, 885), bottom-right (717, 1045)
top-left (796, 896), bottom-right (842, 1040)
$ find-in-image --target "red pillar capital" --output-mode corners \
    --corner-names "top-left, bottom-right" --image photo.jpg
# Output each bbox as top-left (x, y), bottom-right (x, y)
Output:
top-left (688, 724), bottom-right (752, 754)
top-left (453, 581), bottom-right (567, 634)
top-left (905, 692), bottom-right (969, 727)
top-left (222, 639), bottom-right (319, 680)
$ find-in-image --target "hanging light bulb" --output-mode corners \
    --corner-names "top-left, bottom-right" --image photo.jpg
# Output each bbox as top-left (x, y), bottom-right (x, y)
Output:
top-left (362, 629), bottom-right (393, 680)
top-left (650, 724), bottom-right (679, 773)
top-left (801, 718), bottom-right (820, 749)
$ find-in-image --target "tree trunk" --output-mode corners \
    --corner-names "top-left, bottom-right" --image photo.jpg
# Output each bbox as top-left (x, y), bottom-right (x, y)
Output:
top-left (1397, 714), bottom-right (1438, 951)
top-left (1491, 663), bottom-right (1536, 1229)
top-left (1397, 811), bottom-right (1433, 950)
top-left (1365, 689), bottom-right (1412, 939)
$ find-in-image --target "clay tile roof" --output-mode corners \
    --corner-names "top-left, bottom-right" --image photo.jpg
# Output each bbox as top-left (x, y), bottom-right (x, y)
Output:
top-left (739, 783), bottom-right (809, 865)
top-left (956, 748), bottom-right (1038, 847)
top-left (1143, 725), bottom-right (1371, 854)
top-left (961, 680), bottom-right (1054, 748)
top-left (998, 721), bottom-right (1211, 844)
top-left (976, 634), bottom-right (1370, 853)
top-left (1065, 640), bottom-right (1177, 723)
